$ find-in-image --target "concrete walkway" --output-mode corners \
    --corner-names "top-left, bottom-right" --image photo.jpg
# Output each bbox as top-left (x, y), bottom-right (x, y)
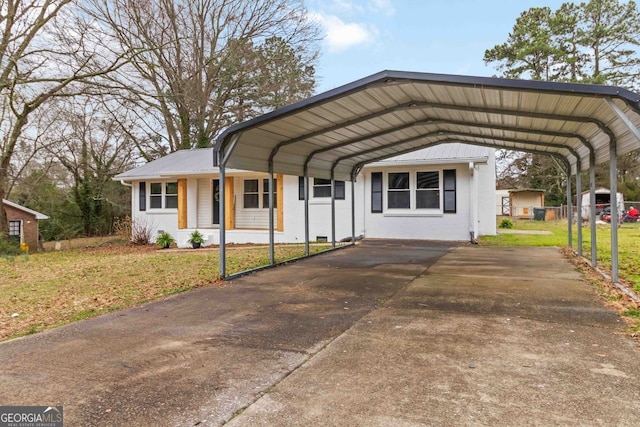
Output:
top-left (1, 241), bottom-right (639, 426)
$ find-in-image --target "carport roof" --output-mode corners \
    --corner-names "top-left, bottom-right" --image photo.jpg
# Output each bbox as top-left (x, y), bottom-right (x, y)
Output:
top-left (215, 70), bottom-right (640, 182)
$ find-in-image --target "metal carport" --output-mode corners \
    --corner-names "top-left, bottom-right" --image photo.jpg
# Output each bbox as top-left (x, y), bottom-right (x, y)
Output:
top-left (215, 70), bottom-right (640, 282)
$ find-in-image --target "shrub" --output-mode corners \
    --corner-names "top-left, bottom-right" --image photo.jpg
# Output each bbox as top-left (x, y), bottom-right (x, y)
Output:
top-left (113, 215), bottom-right (132, 240)
top-left (0, 234), bottom-right (23, 256)
top-left (499, 218), bottom-right (514, 229)
top-left (131, 218), bottom-right (154, 245)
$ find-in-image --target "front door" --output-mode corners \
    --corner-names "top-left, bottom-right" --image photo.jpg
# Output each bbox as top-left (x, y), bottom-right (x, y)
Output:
top-left (213, 179), bottom-right (220, 225)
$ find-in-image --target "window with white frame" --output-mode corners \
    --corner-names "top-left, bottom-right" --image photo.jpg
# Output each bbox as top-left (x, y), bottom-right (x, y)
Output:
top-left (243, 178), bottom-right (277, 209)
top-left (149, 181), bottom-right (178, 209)
top-left (416, 171), bottom-right (440, 209)
top-left (298, 177), bottom-right (346, 200)
top-left (9, 220), bottom-right (21, 239)
top-left (387, 172), bottom-right (410, 209)
top-left (375, 169), bottom-right (456, 213)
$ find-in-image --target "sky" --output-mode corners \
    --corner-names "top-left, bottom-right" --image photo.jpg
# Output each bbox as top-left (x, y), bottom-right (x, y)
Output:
top-left (307, 0), bottom-right (568, 94)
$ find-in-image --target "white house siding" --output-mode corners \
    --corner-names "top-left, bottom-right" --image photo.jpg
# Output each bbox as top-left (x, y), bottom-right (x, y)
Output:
top-left (359, 161), bottom-right (494, 241)
top-left (476, 155), bottom-right (497, 236)
top-left (197, 178), bottom-right (213, 228)
top-left (233, 175), bottom-right (280, 230)
top-left (130, 179), bottom-right (178, 240)
top-left (281, 175), bottom-right (355, 243)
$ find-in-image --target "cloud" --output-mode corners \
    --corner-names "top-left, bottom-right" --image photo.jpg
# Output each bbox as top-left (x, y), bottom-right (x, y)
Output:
top-left (310, 12), bottom-right (378, 52)
top-left (368, 0), bottom-right (396, 16)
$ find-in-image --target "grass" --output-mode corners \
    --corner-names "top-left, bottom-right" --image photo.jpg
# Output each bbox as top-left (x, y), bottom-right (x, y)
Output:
top-left (0, 240), bottom-right (334, 341)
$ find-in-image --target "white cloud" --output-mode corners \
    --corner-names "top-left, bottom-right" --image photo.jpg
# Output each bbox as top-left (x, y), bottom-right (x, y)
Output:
top-left (368, 0), bottom-right (396, 16)
top-left (310, 12), bottom-right (378, 52)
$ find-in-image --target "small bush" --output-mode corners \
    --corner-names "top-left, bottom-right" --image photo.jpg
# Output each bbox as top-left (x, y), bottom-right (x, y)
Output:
top-left (131, 218), bottom-right (154, 245)
top-left (499, 218), bottom-right (514, 229)
top-left (113, 215), bottom-right (132, 240)
top-left (0, 234), bottom-right (23, 256)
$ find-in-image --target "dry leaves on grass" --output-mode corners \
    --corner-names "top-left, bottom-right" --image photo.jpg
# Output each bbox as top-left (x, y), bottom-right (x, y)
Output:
top-left (561, 247), bottom-right (640, 339)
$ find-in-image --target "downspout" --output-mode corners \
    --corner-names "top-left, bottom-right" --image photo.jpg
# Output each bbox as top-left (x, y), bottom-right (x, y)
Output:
top-left (469, 162), bottom-right (478, 244)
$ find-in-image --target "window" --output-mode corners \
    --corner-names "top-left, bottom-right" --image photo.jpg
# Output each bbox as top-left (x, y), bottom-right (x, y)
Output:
top-left (262, 178), bottom-right (277, 208)
top-left (388, 172), bottom-right (410, 209)
top-left (416, 171), bottom-right (439, 209)
top-left (149, 181), bottom-right (178, 209)
top-left (244, 178), bottom-right (278, 209)
top-left (9, 221), bottom-right (20, 241)
top-left (243, 179), bottom-right (259, 208)
top-left (150, 183), bottom-right (163, 209)
top-left (371, 172), bottom-right (383, 213)
top-left (165, 182), bottom-right (178, 208)
top-left (299, 177), bottom-right (345, 200)
top-left (313, 178), bottom-right (331, 198)
top-left (373, 170), bottom-right (456, 213)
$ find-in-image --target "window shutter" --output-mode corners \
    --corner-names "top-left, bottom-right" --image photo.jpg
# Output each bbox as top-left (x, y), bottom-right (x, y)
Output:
top-left (335, 181), bottom-right (345, 200)
top-left (443, 169), bottom-right (456, 213)
top-left (139, 182), bottom-right (146, 211)
top-left (298, 176), bottom-right (305, 200)
top-left (371, 172), bottom-right (382, 213)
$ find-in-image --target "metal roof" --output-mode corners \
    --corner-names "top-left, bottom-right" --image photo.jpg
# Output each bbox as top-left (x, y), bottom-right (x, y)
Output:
top-left (2, 199), bottom-right (49, 220)
top-left (368, 142), bottom-right (491, 166)
top-left (215, 70), bottom-right (640, 182)
top-left (115, 148), bottom-right (218, 180)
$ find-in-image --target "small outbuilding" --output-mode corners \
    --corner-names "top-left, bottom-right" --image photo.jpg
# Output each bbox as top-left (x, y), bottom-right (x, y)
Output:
top-left (2, 199), bottom-right (49, 252)
top-left (497, 189), bottom-right (545, 218)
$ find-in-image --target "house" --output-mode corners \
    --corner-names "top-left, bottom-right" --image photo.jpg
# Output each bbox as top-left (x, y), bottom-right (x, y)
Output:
top-left (114, 143), bottom-right (496, 247)
top-left (2, 199), bottom-right (49, 252)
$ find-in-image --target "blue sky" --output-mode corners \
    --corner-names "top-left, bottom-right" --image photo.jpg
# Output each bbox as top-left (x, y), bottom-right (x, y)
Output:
top-left (307, 0), bottom-right (567, 93)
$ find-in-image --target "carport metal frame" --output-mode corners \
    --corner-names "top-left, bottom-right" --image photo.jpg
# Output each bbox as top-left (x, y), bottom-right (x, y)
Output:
top-left (215, 70), bottom-right (640, 283)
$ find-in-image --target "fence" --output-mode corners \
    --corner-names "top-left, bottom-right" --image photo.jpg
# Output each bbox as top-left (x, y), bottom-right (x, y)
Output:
top-left (495, 201), bottom-right (640, 222)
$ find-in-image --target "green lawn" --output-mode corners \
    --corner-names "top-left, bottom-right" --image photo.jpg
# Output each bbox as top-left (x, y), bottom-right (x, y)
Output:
top-left (0, 241), bottom-right (334, 341)
top-left (481, 218), bottom-right (640, 293)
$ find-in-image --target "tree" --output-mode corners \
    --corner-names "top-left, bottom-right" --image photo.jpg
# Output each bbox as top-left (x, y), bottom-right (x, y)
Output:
top-left (0, 0), bottom-right (132, 236)
top-left (484, 7), bottom-right (557, 80)
top-left (93, 0), bottom-right (320, 158)
top-left (485, 0), bottom-right (640, 204)
top-left (46, 96), bottom-right (135, 236)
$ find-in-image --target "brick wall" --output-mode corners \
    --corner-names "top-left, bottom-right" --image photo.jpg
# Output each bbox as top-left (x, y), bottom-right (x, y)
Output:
top-left (4, 204), bottom-right (40, 253)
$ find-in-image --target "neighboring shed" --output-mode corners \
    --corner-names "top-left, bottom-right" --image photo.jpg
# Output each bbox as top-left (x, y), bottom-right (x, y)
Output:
top-left (2, 199), bottom-right (49, 252)
top-left (508, 189), bottom-right (545, 218)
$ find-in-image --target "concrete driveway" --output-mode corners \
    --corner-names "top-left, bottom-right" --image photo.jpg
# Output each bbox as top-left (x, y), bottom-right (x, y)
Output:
top-left (1, 240), bottom-right (639, 426)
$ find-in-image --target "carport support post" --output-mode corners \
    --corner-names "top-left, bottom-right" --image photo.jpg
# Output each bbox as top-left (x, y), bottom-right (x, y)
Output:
top-left (268, 168), bottom-right (275, 265)
top-left (576, 163), bottom-right (583, 257)
top-left (609, 142), bottom-right (619, 283)
top-left (331, 175), bottom-right (336, 248)
top-left (304, 168), bottom-right (310, 256)
top-left (351, 179), bottom-right (356, 244)
top-left (566, 167), bottom-right (573, 248)
top-left (219, 161), bottom-right (226, 278)
top-left (589, 156), bottom-right (597, 267)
